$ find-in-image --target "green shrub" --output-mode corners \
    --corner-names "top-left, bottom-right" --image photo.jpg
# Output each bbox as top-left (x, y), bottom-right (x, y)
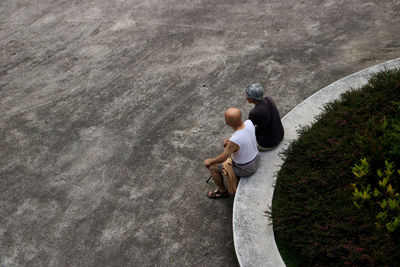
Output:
top-left (272, 69), bottom-right (400, 266)
top-left (352, 158), bottom-right (400, 233)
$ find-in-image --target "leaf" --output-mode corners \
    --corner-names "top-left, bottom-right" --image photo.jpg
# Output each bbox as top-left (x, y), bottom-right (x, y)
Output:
top-left (352, 158), bottom-right (370, 178)
top-left (363, 191), bottom-right (368, 199)
top-left (384, 160), bottom-right (394, 176)
top-left (386, 222), bottom-right (396, 232)
top-left (382, 116), bottom-right (388, 129)
top-left (362, 189), bottom-right (371, 200)
top-left (387, 184), bottom-right (395, 195)
top-left (378, 199), bottom-right (387, 209)
top-left (376, 211), bottom-right (388, 221)
top-left (379, 177), bottom-right (389, 188)
top-left (388, 198), bottom-right (399, 211)
top-left (386, 217), bottom-right (400, 232)
top-left (373, 188), bottom-right (380, 197)
top-left (353, 187), bottom-right (360, 199)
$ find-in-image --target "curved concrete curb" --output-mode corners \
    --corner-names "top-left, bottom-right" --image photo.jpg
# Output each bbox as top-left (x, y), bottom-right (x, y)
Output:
top-left (233, 58), bottom-right (400, 267)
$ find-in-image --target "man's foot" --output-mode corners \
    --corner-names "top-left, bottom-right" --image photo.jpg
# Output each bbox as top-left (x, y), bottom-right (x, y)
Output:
top-left (206, 189), bottom-right (229, 199)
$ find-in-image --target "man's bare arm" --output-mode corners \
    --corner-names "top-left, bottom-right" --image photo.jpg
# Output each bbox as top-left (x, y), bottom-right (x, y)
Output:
top-left (204, 141), bottom-right (239, 168)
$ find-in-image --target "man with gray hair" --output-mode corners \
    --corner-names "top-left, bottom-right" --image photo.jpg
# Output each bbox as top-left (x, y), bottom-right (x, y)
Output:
top-left (245, 83), bottom-right (284, 150)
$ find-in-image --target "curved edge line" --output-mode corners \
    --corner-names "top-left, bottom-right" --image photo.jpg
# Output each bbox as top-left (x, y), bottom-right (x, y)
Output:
top-left (233, 58), bottom-right (400, 267)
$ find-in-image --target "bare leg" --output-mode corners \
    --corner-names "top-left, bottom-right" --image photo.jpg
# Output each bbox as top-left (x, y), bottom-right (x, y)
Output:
top-left (209, 164), bottom-right (227, 192)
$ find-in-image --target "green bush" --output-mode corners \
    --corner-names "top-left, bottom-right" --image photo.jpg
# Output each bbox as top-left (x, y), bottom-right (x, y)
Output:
top-left (271, 69), bottom-right (400, 266)
top-left (352, 158), bottom-right (400, 233)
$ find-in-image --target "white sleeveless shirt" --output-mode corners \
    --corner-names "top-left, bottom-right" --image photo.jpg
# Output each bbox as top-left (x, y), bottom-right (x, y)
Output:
top-left (229, 120), bottom-right (258, 164)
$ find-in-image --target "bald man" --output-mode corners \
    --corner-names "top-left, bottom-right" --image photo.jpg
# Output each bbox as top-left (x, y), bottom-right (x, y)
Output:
top-left (204, 108), bottom-right (260, 199)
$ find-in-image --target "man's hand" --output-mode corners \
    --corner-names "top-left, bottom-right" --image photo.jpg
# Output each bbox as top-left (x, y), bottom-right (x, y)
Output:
top-left (204, 158), bottom-right (213, 169)
top-left (223, 139), bottom-right (229, 147)
top-left (205, 141), bottom-right (239, 168)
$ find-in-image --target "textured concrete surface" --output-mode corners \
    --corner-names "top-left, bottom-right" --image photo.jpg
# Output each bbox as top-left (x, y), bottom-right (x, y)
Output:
top-left (1, 0), bottom-right (400, 266)
top-left (233, 58), bottom-right (400, 267)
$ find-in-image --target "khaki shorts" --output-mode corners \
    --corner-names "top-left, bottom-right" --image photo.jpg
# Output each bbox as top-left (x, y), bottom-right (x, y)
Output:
top-left (257, 143), bottom-right (276, 151)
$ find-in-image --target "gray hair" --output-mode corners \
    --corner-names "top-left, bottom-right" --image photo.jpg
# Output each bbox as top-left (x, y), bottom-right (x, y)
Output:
top-left (246, 83), bottom-right (264, 101)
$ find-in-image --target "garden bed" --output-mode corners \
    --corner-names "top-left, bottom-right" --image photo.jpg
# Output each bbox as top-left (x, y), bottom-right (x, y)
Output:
top-left (271, 69), bottom-right (400, 266)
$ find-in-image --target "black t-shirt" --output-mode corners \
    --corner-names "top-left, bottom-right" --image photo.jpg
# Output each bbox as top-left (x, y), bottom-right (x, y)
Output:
top-left (248, 96), bottom-right (284, 148)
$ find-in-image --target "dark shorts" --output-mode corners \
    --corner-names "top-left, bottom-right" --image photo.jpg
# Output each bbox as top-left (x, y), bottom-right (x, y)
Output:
top-left (218, 154), bottom-right (260, 178)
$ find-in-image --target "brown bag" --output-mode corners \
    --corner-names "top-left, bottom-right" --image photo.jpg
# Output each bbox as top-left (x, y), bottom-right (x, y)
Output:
top-left (221, 157), bottom-right (238, 194)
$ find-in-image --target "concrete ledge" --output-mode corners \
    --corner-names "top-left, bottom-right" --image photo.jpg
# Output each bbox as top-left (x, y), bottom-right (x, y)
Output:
top-left (232, 58), bottom-right (400, 267)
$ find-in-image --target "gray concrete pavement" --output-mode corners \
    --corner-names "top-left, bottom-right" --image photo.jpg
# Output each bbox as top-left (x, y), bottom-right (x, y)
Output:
top-left (0, 0), bottom-right (399, 266)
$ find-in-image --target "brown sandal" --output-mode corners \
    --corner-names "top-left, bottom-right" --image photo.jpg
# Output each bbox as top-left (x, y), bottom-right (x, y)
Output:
top-left (206, 189), bottom-right (229, 199)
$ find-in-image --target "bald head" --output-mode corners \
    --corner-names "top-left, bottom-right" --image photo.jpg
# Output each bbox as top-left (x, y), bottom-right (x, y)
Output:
top-left (225, 108), bottom-right (242, 128)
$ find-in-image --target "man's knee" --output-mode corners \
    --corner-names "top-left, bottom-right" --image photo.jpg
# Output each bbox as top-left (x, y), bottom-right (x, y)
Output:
top-left (209, 164), bottom-right (220, 173)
